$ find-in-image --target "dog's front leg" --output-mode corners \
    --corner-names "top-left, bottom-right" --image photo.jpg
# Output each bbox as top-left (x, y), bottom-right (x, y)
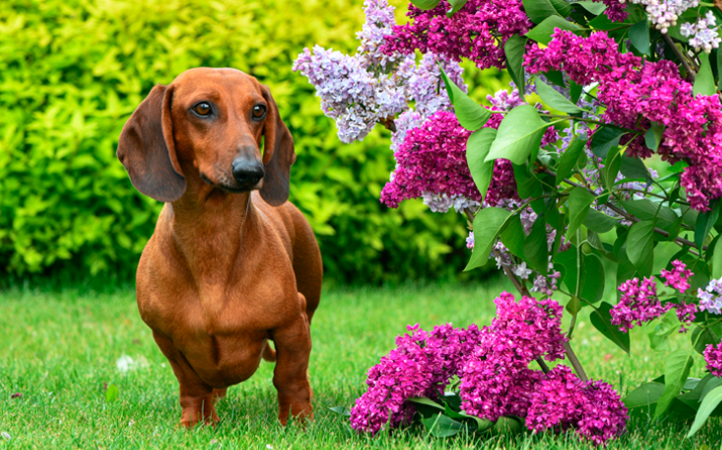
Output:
top-left (152, 332), bottom-right (221, 428)
top-left (272, 293), bottom-right (313, 425)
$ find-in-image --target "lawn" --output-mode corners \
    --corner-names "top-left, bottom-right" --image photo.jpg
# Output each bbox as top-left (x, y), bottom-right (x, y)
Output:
top-left (0, 277), bottom-right (720, 449)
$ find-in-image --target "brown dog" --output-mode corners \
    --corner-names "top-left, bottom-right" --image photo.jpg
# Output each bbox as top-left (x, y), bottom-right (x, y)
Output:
top-left (116, 67), bottom-right (322, 428)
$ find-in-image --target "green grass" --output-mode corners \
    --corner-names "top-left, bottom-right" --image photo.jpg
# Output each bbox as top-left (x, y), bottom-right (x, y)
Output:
top-left (0, 278), bottom-right (720, 449)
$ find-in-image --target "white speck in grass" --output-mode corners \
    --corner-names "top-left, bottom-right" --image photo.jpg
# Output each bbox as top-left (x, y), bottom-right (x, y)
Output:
top-left (267, 445), bottom-right (274, 450)
top-left (116, 355), bottom-right (149, 373)
top-left (161, 363), bottom-right (166, 368)
top-left (1, 432), bottom-right (10, 440)
top-left (128, 420), bottom-right (135, 427)
top-left (581, 339), bottom-right (590, 346)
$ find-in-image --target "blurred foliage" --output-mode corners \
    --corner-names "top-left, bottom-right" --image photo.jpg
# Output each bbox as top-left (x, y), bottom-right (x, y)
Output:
top-left (0, 0), bottom-right (506, 284)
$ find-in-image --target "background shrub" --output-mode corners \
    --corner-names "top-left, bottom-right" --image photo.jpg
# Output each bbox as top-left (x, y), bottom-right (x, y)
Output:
top-left (0, 0), bottom-right (506, 283)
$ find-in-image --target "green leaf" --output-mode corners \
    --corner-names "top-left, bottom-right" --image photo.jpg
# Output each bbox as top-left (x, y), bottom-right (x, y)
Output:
top-left (524, 217), bottom-right (549, 274)
top-left (655, 350), bottom-right (694, 418)
top-left (329, 406), bottom-right (351, 416)
top-left (626, 220), bottom-right (655, 277)
top-left (549, 0), bottom-right (572, 16)
top-left (694, 53), bottom-right (716, 97)
top-left (629, 19), bottom-right (650, 55)
top-left (493, 416), bottom-right (523, 434)
top-left (573, 0), bottom-right (607, 14)
top-left (501, 214), bottom-right (526, 258)
top-left (590, 301), bottom-right (631, 354)
top-left (440, 68), bottom-right (491, 131)
top-left (442, 402), bottom-right (493, 431)
top-left (533, 75), bottom-right (583, 114)
top-left (485, 105), bottom-right (550, 165)
top-left (644, 122), bottom-right (665, 151)
top-left (624, 382), bottom-right (665, 409)
top-left (619, 156), bottom-right (651, 181)
top-left (620, 199), bottom-right (678, 233)
top-left (466, 128), bottom-right (497, 200)
top-left (505, 35), bottom-right (527, 95)
top-left (408, 396), bottom-right (445, 411)
top-left (447, 0), bottom-right (468, 15)
top-left (466, 208), bottom-right (512, 271)
top-left (410, 0), bottom-right (441, 9)
top-left (713, 235), bottom-right (722, 279)
top-left (420, 413), bottom-right (465, 437)
top-left (590, 127), bottom-right (626, 159)
top-left (580, 252), bottom-right (605, 302)
top-left (105, 384), bottom-right (119, 403)
top-left (526, 16), bottom-right (583, 45)
top-left (648, 310), bottom-right (680, 351)
top-left (584, 208), bottom-right (618, 233)
top-left (565, 187), bottom-right (596, 240)
top-left (603, 145), bottom-right (622, 191)
top-left (688, 386), bottom-right (722, 436)
top-left (556, 138), bottom-right (586, 185)
top-left (695, 200), bottom-right (720, 249)
top-left (523, 0), bottom-right (561, 23)
top-left (691, 323), bottom-right (722, 355)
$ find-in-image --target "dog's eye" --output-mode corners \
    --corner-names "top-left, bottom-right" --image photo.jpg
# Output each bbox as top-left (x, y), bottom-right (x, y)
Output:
top-left (193, 102), bottom-right (212, 116)
top-left (252, 104), bottom-right (266, 119)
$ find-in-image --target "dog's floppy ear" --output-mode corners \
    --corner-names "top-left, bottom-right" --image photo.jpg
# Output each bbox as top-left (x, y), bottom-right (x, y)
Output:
top-left (260, 85), bottom-right (295, 206)
top-left (117, 84), bottom-right (186, 202)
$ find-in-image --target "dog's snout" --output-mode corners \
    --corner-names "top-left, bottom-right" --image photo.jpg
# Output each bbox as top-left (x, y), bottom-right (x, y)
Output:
top-left (232, 158), bottom-right (265, 187)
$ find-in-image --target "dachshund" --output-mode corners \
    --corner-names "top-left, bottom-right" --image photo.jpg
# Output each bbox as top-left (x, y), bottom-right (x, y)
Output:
top-left (116, 67), bottom-right (322, 428)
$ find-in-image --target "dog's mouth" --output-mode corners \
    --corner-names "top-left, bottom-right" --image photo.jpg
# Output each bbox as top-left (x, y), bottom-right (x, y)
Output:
top-left (200, 172), bottom-right (257, 194)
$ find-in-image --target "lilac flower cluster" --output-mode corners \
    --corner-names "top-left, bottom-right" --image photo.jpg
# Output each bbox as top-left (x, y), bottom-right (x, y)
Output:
top-left (698, 278), bottom-right (722, 315)
top-left (381, 0), bottom-right (532, 70)
top-left (524, 30), bottom-right (722, 211)
top-left (459, 293), bottom-right (568, 419)
top-left (294, 0), bottom-right (465, 144)
top-left (681, 11), bottom-right (722, 53)
top-left (703, 342), bottom-right (722, 377)
top-left (349, 323), bottom-right (482, 434)
top-left (611, 261), bottom-right (696, 332)
top-left (350, 293), bottom-right (627, 444)
top-left (526, 365), bottom-right (628, 445)
top-left (621, 0), bottom-right (699, 33)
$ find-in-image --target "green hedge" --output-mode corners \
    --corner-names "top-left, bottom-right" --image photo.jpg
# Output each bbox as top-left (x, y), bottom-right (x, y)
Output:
top-left (0, 0), bottom-right (505, 283)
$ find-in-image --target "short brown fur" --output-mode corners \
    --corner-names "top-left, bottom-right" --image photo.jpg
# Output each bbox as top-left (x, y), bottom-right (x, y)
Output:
top-left (117, 68), bottom-right (322, 428)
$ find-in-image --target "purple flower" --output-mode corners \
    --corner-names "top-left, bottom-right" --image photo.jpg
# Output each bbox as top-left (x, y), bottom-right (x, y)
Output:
top-left (703, 342), bottom-right (722, 377)
top-left (382, 0), bottom-right (533, 70)
top-left (660, 259), bottom-right (693, 292)
top-left (611, 277), bottom-right (672, 332)
top-left (526, 365), bottom-right (588, 433)
top-left (675, 301), bottom-right (697, 332)
top-left (698, 278), bottom-right (722, 315)
top-left (525, 30), bottom-right (722, 211)
top-left (349, 323), bottom-right (482, 434)
top-left (575, 379), bottom-right (629, 446)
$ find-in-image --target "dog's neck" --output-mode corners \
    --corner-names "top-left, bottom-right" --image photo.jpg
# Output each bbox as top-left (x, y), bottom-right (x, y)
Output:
top-left (168, 172), bottom-right (258, 286)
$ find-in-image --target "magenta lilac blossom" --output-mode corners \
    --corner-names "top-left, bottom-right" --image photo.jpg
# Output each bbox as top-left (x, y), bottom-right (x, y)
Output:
top-left (575, 379), bottom-right (629, 446)
top-left (611, 277), bottom-right (672, 332)
top-left (382, 0), bottom-right (532, 70)
top-left (524, 30), bottom-right (722, 211)
top-left (703, 342), bottom-right (722, 377)
top-left (526, 365), bottom-right (588, 433)
top-left (660, 260), bottom-right (693, 292)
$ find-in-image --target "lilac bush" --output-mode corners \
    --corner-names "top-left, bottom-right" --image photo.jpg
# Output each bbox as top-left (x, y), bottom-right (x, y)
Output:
top-left (298, 0), bottom-right (722, 444)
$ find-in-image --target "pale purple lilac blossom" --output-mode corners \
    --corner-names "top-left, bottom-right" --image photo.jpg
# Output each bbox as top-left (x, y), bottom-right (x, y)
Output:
top-left (680, 11), bottom-right (722, 53)
top-left (698, 278), bottom-right (722, 315)
top-left (620, 0), bottom-right (700, 33)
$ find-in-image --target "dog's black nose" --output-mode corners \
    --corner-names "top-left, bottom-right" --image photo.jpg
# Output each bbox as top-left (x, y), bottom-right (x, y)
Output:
top-left (231, 158), bottom-right (265, 187)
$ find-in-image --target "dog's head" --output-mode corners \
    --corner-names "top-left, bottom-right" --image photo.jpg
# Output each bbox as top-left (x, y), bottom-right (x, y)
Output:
top-left (117, 68), bottom-right (295, 206)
